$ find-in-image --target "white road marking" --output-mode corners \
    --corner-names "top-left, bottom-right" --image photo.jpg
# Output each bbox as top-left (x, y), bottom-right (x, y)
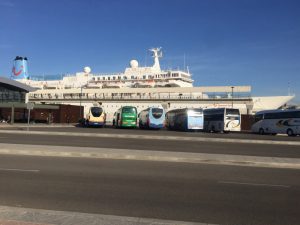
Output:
top-left (218, 181), bottom-right (290, 188)
top-left (0, 168), bottom-right (39, 173)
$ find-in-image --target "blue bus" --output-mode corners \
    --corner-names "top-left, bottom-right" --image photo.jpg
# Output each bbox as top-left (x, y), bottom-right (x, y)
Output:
top-left (166, 108), bottom-right (204, 131)
top-left (138, 107), bottom-right (165, 129)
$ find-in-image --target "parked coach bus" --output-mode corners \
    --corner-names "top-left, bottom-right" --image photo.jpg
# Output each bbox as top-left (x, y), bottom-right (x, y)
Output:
top-left (204, 108), bottom-right (241, 133)
top-left (251, 109), bottom-right (300, 136)
top-left (138, 107), bottom-right (165, 129)
top-left (166, 108), bottom-right (204, 131)
top-left (113, 106), bottom-right (137, 128)
top-left (84, 106), bottom-right (106, 127)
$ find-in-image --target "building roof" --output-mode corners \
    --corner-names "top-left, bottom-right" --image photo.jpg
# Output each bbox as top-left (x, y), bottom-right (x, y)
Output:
top-left (0, 77), bottom-right (37, 92)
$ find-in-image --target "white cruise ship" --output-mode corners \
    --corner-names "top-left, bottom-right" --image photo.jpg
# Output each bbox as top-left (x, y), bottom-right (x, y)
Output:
top-left (21, 48), bottom-right (193, 90)
top-left (15, 48), bottom-right (294, 122)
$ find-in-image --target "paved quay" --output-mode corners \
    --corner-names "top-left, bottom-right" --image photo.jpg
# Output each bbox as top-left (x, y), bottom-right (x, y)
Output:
top-left (0, 129), bottom-right (300, 147)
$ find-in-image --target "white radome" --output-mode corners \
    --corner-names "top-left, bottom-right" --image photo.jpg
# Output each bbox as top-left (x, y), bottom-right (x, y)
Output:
top-left (130, 60), bottom-right (139, 68)
top-left (84, 66), bottom-right (91, 74)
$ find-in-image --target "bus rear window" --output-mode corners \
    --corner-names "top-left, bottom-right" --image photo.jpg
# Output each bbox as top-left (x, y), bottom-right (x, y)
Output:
top-left (188, 109), bottom-right (203, 116)
top-left (91, 107), bottom-right (103, 117)
top-left (152, 108), bottom-right (163, 119)
top-left (122, 107), bottom-right (136, 114)
top-left (226, 109), bottom-right (240, 115)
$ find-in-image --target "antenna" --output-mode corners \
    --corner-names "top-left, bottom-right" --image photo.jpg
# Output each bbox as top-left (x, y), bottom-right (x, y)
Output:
top-left (288, 82), bottom-right (291, 96)
top-left (145, 50), bottom-right (148, 67)
top-left (183, 53), bottom-right (186, 72)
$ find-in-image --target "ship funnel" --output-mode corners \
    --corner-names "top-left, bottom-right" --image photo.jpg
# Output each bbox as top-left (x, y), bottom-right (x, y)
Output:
top-left (11, 56), bottom-right (29, 80)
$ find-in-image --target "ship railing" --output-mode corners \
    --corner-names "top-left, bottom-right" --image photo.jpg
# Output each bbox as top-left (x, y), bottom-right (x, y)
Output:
top-left (30, 93), bottom-right (251, 100)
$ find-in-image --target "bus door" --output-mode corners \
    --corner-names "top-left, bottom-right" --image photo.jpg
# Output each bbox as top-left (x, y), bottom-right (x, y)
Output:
top-left (117, 113), bottom-right (121, 126)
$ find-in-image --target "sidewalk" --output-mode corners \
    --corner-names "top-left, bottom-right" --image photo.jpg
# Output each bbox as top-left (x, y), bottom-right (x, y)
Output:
top-left (0, 205), bottom-right (210, 225)
top-left (0, 123), bottom-right (76, 128)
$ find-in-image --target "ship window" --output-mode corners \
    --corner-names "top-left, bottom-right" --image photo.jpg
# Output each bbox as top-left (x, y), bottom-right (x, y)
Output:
top-left (108, 77), bottom-right (110, 80)
top-left (113, 76), bottom-right (116, 80)
top-left (123, 76), bottom-right (127, 80)
top-left (143, 75), bottom-right (146, 79)
top-left (131, 76), bottom-right (135, 79)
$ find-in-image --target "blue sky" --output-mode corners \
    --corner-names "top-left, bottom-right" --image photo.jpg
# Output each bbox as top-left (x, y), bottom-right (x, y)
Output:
top-left (0, 0), bottom-right (299, 103)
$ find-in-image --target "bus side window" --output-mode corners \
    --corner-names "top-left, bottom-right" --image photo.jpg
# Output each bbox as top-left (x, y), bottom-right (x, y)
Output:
top-left (254, 114), bottom-right (263, 122)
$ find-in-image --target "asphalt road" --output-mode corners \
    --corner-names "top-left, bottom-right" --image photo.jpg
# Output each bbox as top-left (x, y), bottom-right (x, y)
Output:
top-left (1, 125), bottom-right (300, 141)
top-left (0, 155), bottom-right (299, 225)
top-left (0, 132), bottom-right (300, 158)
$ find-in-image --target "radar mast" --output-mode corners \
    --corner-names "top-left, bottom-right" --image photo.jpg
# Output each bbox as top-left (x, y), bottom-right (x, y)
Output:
top-left (149, 47), bottom-right (162, 71)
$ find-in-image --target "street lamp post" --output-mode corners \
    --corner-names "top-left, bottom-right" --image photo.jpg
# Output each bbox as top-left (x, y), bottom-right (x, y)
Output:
top-left (79, 86), bottom-right (83, 119)
top-left (231, 86), bottom-right (234, 108)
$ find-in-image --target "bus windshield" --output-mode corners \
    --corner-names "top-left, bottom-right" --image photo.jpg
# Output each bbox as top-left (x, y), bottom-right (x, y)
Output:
top-left (152, 108), bottom-right (164, 119)
top-left (91, 107), bottom-right (103, 117)
top-left (122, 107), bottom-right (136, 114)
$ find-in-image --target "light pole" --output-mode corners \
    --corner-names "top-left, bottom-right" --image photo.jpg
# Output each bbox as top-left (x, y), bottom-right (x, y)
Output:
top-left (231, 86), bottom-right (234, 108)
top-left (79, 86), bottom-right (83, 119)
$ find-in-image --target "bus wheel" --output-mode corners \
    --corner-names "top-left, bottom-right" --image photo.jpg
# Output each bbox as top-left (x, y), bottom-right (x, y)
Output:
top-left (139, 122), bottom-right (143, 129)
top-left (211, 126), bottom-right (215, 133)
top-left (259, 128), bottom-right (264, 135)
top-left (287, 129), bottom-right (294, 137)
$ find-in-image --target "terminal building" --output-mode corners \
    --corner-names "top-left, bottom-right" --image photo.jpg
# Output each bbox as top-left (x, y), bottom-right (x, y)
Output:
top-left (0, 77), bottom-right (82, 124)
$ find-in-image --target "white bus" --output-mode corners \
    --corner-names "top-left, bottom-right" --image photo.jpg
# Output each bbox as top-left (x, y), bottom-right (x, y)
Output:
top-left (138, 107), bottom-right (165, 129)
top-left (251, 109), bottom-right (300, 136)
top-left (203, 108), bottom-right (241, 133)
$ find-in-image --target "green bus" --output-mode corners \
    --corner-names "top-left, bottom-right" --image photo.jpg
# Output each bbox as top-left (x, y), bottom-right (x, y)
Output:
top-left (113, 106), bottom-right (138, 128)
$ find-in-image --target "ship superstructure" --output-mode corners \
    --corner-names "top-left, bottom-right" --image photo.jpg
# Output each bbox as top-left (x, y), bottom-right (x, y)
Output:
top-left (19, 48), bottom-right (193, 90)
